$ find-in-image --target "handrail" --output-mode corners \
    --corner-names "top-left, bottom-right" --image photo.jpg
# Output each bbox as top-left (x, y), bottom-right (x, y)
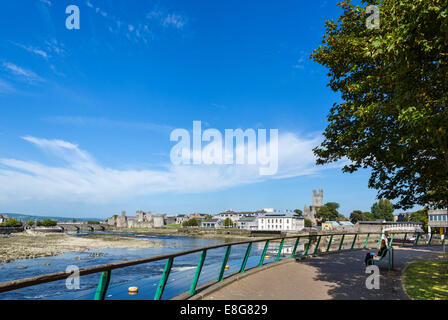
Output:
top-left (0, 230), bottom-right (428, 297)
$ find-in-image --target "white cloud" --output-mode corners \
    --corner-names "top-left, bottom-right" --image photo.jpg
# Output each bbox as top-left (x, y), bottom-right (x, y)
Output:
top-left (40, 0), bottom-right (51, 6)
top-left (11, 42), bottom-right (49, 59)
top-left (0, 78), bottom-right (15, 94)
top-left (162, 14), bottom-right (186, 29)
top-left (0, 133), bottom-right (342, 206)
top-left (45, 39), bottom-right (64, 56)
top-left (2, 62), bottom-right (44, 83)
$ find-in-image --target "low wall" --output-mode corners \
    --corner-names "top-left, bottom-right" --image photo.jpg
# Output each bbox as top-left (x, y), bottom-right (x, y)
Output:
top-left (0, 226), bottom-right (24, 234)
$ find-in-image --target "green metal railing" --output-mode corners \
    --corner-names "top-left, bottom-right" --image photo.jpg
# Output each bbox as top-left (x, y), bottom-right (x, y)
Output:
top-left (0, 230), bottom-right (439, 300)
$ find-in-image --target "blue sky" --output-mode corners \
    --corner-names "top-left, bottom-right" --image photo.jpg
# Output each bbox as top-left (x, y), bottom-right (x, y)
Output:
top-left (0, 0), bottom-right (388, 218)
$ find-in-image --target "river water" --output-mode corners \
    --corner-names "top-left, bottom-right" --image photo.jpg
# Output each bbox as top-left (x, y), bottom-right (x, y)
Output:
top-left (0, 233), bottom-right (290, 300)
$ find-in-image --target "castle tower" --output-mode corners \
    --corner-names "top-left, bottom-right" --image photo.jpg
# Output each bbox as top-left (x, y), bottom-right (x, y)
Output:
top-left (312, 189), bottom-right (323, 207)
top-left (304, 189), bottom-right (324, 225)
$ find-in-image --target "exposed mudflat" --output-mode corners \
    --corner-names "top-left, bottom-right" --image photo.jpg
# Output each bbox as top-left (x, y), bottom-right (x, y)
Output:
top-left (0, 231), bottom-right (160, 263)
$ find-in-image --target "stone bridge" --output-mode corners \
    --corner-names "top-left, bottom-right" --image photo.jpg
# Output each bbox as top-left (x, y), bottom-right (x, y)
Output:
top-left (57, 222), bottom-right (107, 232)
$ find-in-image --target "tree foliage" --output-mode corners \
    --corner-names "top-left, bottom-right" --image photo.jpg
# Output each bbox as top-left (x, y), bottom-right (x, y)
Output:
top-left (0, 218), bottom-right (23, 227)
top-left (223, 218), bottom-right (234, 227)
top-left (316, 202), bottom-right (343, 223)
top-left (293, 209), bottom-right (303, 217)
top-left (36, 219), bottom-right (57, 227)
top-left (182, 219), bottom-right (200, 227)
top-left (311, 0), bottom-right (448, 209)
top-left (304, 218), bottom-right (313, 228)
top-left (371, 199), bottom-right (395, 221)
top-left (349, 210), bottom-right (372, 223)
top-left (406, 207), bottom-right (429, 232)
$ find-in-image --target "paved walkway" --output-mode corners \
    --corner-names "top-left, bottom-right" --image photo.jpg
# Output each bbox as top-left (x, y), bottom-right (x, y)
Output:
top-left (203, 246), bottom-right (444, 300)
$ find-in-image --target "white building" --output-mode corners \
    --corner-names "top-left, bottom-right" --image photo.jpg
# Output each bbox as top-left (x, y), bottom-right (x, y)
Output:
top-left (201, 218), bottom-right (223, 229)
top-left (175, 214), bottom-right (189, 225)
top-left (237, 216), bottom-right (258, 230)
top-left (257, 212), bottom-right (304, 232)
top-left (217, 211), bottom-right (240, 222)
top-left (0, 214), bottom-right (6, 224)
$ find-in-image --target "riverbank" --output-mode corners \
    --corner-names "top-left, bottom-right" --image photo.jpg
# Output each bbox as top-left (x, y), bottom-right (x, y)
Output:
top-left (107, 226), bottom-right (261, 241)
top-left (0, 231), bottom-right (160, 263)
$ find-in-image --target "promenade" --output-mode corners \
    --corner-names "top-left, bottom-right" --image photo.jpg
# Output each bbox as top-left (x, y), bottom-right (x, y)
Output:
top-left (201, 246), bottom-right (444, 300)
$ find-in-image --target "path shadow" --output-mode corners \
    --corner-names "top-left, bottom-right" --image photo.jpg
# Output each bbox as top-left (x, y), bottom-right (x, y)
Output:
top-left (298, 246), bottom-right (442, 300)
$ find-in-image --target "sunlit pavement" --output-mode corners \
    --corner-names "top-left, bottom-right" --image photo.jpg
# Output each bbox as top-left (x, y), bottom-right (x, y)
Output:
top-left (203, 246), bottom-right (444, 300)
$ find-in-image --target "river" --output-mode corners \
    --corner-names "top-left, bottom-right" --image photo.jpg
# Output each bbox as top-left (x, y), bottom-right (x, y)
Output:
top-left (0, 232), bottom-right (287, 300)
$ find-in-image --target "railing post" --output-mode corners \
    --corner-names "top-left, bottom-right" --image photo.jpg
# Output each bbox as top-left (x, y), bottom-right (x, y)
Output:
top-left (428, 233), bottom-right (433, 245)
top-left (338, 234), bottom-right (345, 251)
top-left (154, 257), bottom-right (174, 300)
top-left (188, 249), bottom-right (207, 295)
top-left (313, 236), bottom-right (322, 255)
top-left (258, 240), bottom-right (270, 266)
top-left (413, 234), bottom-right (420, 247)
top-left (303, 236), bottom-right (312, 256)
top-left (351, 234), bottom-right (358, 250)
top-left (376, 234), bottom-right (382, 248)
top-left (364, 233), bottom-right (370, 249)
top-left (390, 233), bottom-right (395, 245)
top-left (290, 237), bottom-right (300, 258)
top-left (326, 235), bottom-right (333, 252)
top-left (94, 270), bottom-right (111, 300)
top-left (276, 238), bottom-right (285, 262)
top-left (401, 233), bottom-right (407, 247)
top-left (240, 242), bottom-right (252, 273)
top-left (217, 245), bottom-right (232, 281)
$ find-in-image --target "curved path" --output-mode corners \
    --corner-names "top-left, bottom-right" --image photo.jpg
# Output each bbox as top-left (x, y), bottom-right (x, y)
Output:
top-left (201, 246), bottom-right (443, 300)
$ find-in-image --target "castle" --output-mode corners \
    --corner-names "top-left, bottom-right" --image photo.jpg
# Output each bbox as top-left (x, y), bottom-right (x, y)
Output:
top-left (106, 210), bottom-right (166, 228)
top-left (304, 189), bottom-right (323, 225)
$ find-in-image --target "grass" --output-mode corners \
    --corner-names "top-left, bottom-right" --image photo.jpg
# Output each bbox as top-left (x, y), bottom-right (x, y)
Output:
top-left (403, 259), bottom-right (448, 300)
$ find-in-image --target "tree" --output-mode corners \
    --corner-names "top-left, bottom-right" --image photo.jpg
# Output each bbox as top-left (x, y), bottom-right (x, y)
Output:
top-left (316, 202), bottom-right (341, 223)
top-left (36, 219), bottom-right (57, 227)
top-left (293, 209), bottom-right (303, 217)
top-left (371, 199), bottom-right (394, 221)
top-left (223, 218), bottom-right (234, 228)
top-left (406, 208), bottom-right (429, 232)
top-left (182, 219), bottom-right (200, 227)
top-left (311, 0), bottom-right (448, 210)
top-left (349, 210), bottom-right (372, 224)
top-left (203, 215), bottom-right (213, 221)
top-left (27, 220), bottom-right (35, 227)
top-left (304, 219), bottom-right (313, 228)
top-left (0, 218), bottom-right (23, 227)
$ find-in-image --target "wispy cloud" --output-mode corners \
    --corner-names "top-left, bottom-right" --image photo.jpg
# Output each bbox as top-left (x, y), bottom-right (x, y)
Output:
top-left (0, 78), bottom-right (15, 94)
top-left (45, 39), bottom-right (64, 56)
top-left (11, 42), bottom-right (49, 59)
top-left (2, 62), bottom-right (44, 83)
top-left (162, 14), bottom-right (186, 29)
top-left (43, 116), bottom-right (174, 134)
top-left (146, 9), bottom-right (187, 30)
top-left (40, 0), bottom-right (51, 6)
top-left (293, 51), bottom-right (309, 70)
top-left (0, 133), bottom-right (341, 207)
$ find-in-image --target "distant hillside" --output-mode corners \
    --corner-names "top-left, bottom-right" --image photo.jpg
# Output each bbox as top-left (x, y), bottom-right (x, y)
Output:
top-left (0, 213), bottom-right (104, 223)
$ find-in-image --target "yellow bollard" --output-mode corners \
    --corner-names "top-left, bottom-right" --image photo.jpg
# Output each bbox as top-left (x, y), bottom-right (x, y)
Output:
top-left (128, 286), bottom-right (138, 295)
